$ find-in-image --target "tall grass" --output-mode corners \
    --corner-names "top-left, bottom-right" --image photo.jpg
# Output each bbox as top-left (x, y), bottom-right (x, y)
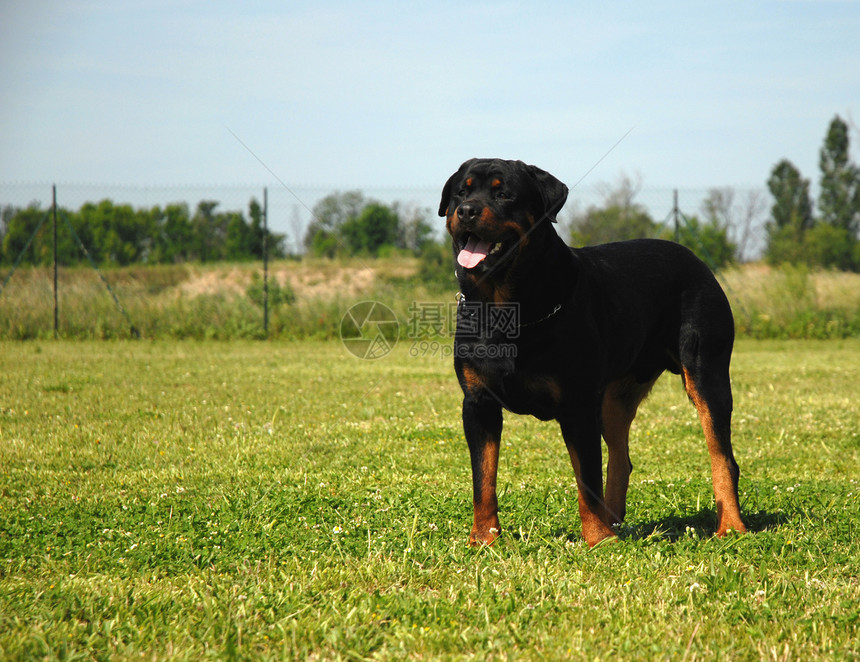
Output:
top-left (1, 259), bottom-right (859, 340)
top-left (721, 264), bottom-right (860, 339)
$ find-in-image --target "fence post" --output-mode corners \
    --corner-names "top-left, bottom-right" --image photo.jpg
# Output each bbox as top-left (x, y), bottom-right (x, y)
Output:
top-left (263, 187), bottom-right (269, 336)
top-left (53, 184), bottom-right (59, 339)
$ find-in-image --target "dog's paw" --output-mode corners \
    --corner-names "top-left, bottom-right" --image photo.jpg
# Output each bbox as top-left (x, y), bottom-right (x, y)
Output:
top-left (469, 525), bottom-right (501, 547)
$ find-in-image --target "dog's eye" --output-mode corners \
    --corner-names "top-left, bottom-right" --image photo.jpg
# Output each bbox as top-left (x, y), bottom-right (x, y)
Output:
top-left (496, 190), bottom-right (510, 200)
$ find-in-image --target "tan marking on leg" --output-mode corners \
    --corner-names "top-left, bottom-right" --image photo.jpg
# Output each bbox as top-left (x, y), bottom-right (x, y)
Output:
top-left (683, 368), bottom-right (747, 536)
top-left (566, 445), bottom-right (616, 547)
top-left (601, 393), bottom-right (634, 526)
top-left (601, 378), bottom-right (657, 526)
top-left (470, 438), bottom-right (501, 546)
top-left (461, 364), bottom-right (485, 395)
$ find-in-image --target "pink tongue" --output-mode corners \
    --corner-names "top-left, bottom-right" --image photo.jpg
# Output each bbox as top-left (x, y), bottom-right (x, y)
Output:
top-left (457, 236), bottom-right (492, 269)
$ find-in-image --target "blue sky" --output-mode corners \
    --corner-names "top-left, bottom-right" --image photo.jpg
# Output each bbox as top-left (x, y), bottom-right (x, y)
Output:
top-left (1, 0), bottom-right (858, 212)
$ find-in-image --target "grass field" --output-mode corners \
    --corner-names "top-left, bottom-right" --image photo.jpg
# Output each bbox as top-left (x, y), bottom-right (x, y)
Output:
top-left (1, 339), bottom-right (859, 660)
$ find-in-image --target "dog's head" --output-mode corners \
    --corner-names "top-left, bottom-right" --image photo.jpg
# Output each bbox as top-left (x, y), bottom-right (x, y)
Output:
top-left (438, 159), bottom-right (568, 278)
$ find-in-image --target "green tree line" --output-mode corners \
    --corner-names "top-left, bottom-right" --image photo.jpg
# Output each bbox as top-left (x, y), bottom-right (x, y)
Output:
top-left (568, 175), bottom-right (743, 270)
top-left (765, 115), bottom-right (860, 270)
top-left (570, 114), bottom-right (860, 271)
top-left (303, 191), bottom-right (435, 258)
top-left (3, 116), bottom-right (856, 272)
top-left (0, 198), bottom-right (286, 266)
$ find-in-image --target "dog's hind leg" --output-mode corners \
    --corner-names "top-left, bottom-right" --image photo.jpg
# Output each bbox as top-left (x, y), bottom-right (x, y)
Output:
top-left (601, 377), bottom-right (658, 526)
top-left (680, 329), bottom-right (747, 536)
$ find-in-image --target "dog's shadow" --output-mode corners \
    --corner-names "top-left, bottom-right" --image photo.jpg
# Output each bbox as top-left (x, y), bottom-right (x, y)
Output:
top-left (627, 509), bottom-right (785, 542)
top-left (547, 509), bottom-right (787, 544)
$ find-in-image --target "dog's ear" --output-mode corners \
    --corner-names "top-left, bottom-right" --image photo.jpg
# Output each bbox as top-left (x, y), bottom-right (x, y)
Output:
top-left (438, 159), bottom-right (475, 217)
top-left (525, 164), bottom-right (568, 223)
top-left (438, 174), bottom-right (455, 217)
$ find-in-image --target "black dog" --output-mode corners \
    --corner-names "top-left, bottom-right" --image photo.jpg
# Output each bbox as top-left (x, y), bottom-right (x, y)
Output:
top-left (439, 158), bottom-right (747, 547)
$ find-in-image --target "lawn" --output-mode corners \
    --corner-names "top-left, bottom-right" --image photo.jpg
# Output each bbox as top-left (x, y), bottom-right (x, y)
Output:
top-left (0, 339), bottom-right (858, 660)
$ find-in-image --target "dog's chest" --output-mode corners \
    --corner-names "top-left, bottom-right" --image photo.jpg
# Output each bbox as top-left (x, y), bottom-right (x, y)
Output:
top-left (468, 360), bottom-right (564, 421)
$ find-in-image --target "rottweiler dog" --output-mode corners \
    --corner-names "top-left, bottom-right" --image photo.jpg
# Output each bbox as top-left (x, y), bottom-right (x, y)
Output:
top-left (438, 158), bottom-right (747, 547)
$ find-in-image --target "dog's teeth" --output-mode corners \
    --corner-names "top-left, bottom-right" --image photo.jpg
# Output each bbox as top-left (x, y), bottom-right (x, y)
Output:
top-left (490, 242), bottom-right (503, 254)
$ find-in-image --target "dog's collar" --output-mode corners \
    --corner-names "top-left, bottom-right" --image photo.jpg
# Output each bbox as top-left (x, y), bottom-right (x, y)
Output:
top-left (455, 292), bottom-right (563, 328)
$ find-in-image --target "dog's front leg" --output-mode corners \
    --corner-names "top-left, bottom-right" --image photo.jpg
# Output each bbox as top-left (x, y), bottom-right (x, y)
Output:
top-left (560, 414), bottom-right (617, 547)
top-left (462, 399), bottom-right (503, 546)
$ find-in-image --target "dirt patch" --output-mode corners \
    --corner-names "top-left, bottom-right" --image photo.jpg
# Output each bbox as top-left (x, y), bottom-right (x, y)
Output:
top-left (179, 267), bottom-right (250, 298)
top-left (175, 263), bottom-right (385, 301)
top-left (279, 266), bottom-right (376, 299)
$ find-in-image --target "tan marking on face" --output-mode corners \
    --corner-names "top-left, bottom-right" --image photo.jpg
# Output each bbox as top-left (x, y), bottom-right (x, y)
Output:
top-left (479, 207), bottom-right (496, 224)
top-left (498, 220), bottom-right (529, 248)
top-left (446, 211), bottom-right (457, 236)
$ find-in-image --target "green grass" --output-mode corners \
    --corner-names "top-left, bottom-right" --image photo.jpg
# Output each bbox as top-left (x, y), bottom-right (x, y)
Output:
top-left (1, 339), bottom-right (859, 660)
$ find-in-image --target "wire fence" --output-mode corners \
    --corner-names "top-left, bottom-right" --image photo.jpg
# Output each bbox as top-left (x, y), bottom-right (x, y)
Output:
top-left (0, 181), bottom-right (772, 341)
top-left (0, 181), bottom-right (769, 257)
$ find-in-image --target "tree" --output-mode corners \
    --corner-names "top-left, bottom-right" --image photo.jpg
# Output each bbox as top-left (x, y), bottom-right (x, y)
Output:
top-left (803, 223), bottom-right (856, 270)
top-left (191, 201), bottom-right (221, 262)
top-left (700, 187), bottom-right (766, 263)
top-left (570, 175), bottom-right (658, 245)
top-left (818, 115), bottom-right (860, 237)
top-left (156, 203), bottom-right (193, 263)
top-left (224, 211), bottom-right (252, 260)
top-left (340, 203), bottom-right (400, 256)
top-left (79, 200), bottom-right (145, 265)
top-left (764, 160), bottom-right (814, 265)
top-left (394, 203), bottom-right (436, 253)
top-left (767, 160), bottom-right (814, 232)
top-left (0, 205), bottom-right (14, 252)
top-left (304, 191), bottom-right (366, 256)
top-left (673, 215), bottom-right (737, 269)
top-left (288, 205), bottom-right (305, 257)
top-left (303, 191), bottom-right (410, 258)
top-left (309, 230), bottom-right (339, 258)
top-left (247, 198), bottom-right (265, 259)
top-left (1, 204), bottom-right (46, 265)
top-left (0, 196), bottom-right (287, 267)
